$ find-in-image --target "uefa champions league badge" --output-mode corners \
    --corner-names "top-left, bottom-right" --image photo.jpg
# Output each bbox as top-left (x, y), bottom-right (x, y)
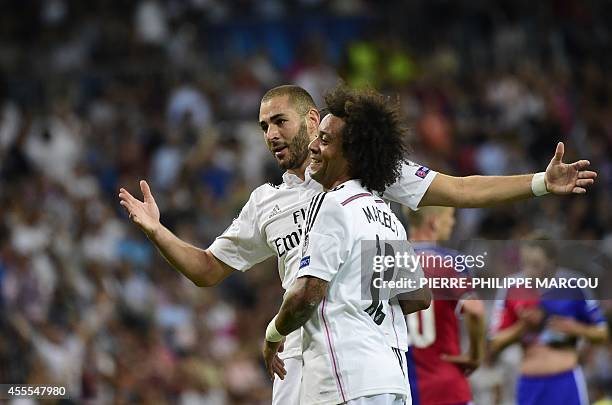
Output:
top-left (416, 166), bottom-right (430, 179)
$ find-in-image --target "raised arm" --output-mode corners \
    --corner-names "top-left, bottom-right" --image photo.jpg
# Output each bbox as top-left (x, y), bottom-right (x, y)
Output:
top-left (419, 142), bottom-right (597, 208)
top-left (119, 180), bottom-right (234, 287)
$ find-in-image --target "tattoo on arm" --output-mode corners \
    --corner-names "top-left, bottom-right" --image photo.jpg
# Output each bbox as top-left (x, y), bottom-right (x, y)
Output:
top-left (276, 276), bottom-right (328, 336)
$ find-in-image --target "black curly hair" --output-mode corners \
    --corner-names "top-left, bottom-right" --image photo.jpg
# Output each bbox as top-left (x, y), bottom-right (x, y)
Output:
top-left (323, 84), bottom-right (409, 194)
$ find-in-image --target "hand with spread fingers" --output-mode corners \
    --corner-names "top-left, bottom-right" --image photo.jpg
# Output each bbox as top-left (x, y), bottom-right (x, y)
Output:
top-left (118, 180), bottom-right (161, 238)
top-left (545, 142), bottom-right (597, 194)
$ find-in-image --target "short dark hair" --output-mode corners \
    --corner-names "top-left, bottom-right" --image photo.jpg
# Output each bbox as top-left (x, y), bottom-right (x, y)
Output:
top-left (524, 231), bottom-right (557, 261)
top-left (323, 84), bottom-right (409, 193)
top-left (406, 206), bottom-right (451, 229)
top-left (261, 85), bottom-right (316, 116)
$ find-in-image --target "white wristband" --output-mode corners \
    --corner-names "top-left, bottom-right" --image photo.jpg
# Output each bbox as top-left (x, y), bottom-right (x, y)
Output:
top-left (531, 172), bottom-right (549, 196)
top-left (265, 316), bottom-right (285, 342)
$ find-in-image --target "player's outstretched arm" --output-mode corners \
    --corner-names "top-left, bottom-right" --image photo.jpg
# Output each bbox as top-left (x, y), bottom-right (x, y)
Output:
top-left (419, 142), bottom-right (597, 208)
top-left (119, 180), bottom-right (234, 287)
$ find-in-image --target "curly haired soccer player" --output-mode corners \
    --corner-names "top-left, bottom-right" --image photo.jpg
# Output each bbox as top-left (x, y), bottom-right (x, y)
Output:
top-left (264, 85), bottom-right (424, 404)
top-left (119, 83), bottom-right (597, 404)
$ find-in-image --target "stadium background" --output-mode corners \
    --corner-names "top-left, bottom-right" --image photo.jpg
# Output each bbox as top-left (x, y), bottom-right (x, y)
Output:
top-left (0, 0), bottom-right (611, 403)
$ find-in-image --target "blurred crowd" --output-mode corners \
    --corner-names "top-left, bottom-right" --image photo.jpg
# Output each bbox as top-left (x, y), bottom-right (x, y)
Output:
top-left (1, 0), bottom-right (611, 404)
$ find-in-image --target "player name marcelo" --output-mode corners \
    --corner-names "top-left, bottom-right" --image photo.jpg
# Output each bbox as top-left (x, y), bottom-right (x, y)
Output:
top-left (373, 276), bottom-right (599, 290)
top-left (362, 205), bottom-right (401, 236)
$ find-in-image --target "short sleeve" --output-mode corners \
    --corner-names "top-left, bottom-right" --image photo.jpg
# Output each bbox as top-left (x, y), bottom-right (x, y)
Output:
top-left (208, 191), bottom-right (274, 272)
top-left (382, 161), bottom-right (437, 210)
top-left (577, 297), bottom-right (607, 326)
top-left (297, 193), bottom-right (349, 282)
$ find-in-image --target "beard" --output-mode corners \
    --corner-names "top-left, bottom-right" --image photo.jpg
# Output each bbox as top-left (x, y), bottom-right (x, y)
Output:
top-left (277, 121), bottom-right (310, 171)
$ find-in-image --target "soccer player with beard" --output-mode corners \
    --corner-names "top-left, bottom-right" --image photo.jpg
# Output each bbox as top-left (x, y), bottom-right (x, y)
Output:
top-left (263, 85), bottom-right (419, 405)
top-left (120, 85), bottom-right (433, 404)
top-left (119, 84), bottom-right (597, 404)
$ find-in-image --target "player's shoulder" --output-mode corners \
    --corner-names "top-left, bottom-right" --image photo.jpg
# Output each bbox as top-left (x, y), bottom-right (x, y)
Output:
top-left (247, 181), bottom-right (291, 203)
top-left (303, 185), bottom-right (355, 225)
top-left (255, 181), bottom-right (283, 193)
top-left (305, 180), bottom-right (382, 223)
top-left (402, 160), bottom-right (435, 178)
top-left (554, 267), bottom-right (583, 280)
top-left (324, 180), bottom-right (382, 206)
top-left (238, 183), bottom-right (291, 219)
top-left (547, 267), bottom-right (595, 301)
top-left (304, 190), bottom-right (339, 219)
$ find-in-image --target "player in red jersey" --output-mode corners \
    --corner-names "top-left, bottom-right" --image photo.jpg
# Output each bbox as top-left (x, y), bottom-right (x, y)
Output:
top-left (403, 206), bottom-right (486, 405)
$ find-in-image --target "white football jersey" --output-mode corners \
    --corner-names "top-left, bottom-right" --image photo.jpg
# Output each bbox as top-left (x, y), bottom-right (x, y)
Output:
top-left (297, 180), bottom-right (418, 405)
top-left (209, 162), bottom-right (436, 358)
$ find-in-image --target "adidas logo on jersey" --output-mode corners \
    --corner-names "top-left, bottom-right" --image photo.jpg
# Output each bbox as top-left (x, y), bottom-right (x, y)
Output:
top-left (269, 204), bottom-right (281, 218)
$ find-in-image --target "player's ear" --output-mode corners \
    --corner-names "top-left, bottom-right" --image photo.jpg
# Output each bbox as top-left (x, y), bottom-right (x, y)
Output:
top-left (428, 216), bottom-right (439, 236)
top-left (306, 108), bottom-right (320, 133)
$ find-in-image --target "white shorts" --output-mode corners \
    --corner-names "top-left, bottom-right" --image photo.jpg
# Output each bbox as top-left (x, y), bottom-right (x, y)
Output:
top-left (272, 357), bottom-right (407, 405)
top-left (346, 393), bottom-right (406, 405)
top-left (272, 356), bottom-right (302, 405)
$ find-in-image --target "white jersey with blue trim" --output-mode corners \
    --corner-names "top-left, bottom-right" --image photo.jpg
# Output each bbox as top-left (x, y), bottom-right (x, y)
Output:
top-left (209, 162), bottom-right (436, 359)
top-left (296, 180), bottom-right (419, 405)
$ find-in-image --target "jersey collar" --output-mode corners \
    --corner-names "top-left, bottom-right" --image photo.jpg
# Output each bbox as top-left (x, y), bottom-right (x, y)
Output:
top-left (331, 178), bottom-right (361, 190)
top-left (282, 166), bottom-right (314, 188)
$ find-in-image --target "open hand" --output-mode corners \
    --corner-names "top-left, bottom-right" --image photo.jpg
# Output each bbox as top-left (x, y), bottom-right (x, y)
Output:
top-left (545, 142), bottom-right (597, 194)
top-left (118, 180), bottom-right (161, 238)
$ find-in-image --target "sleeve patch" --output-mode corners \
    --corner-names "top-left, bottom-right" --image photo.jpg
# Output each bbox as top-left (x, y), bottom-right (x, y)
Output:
top-left (299, 256), bottom-right (311, 269)
top-left (416, 166), bottom-right (430, 179)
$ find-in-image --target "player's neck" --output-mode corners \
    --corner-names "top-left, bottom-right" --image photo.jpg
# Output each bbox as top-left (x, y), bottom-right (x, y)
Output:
top-left (287, 158), bottom-right (310, 181)
top-left (326, 174), bottom-right (352, 191)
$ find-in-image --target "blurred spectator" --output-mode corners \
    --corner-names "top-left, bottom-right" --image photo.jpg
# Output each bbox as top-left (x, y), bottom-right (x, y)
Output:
top-left (167, 73), bottom-right (212, 132)
top-left (291, 36), bottom-right (339, 107)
